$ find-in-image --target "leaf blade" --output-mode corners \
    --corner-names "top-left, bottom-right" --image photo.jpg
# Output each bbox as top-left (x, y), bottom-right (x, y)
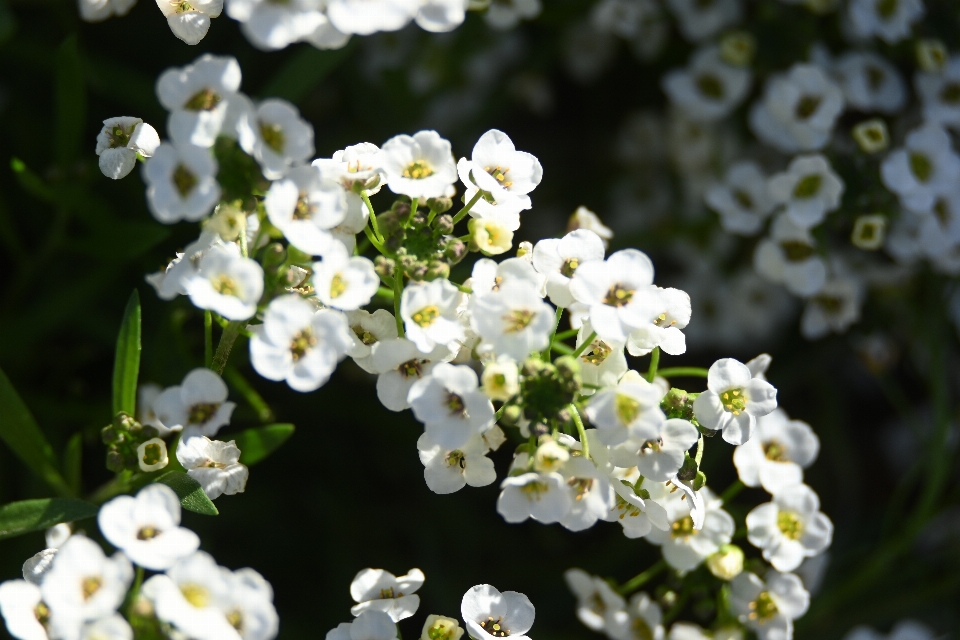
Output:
top-left (0, 498), bottom-right (99, 541)
top-left (112, 290), bottom-right (142, 417)
top-left (232, 424), bottom-right (295, 466)
top-left (156, 472), bottom-right (219, 516)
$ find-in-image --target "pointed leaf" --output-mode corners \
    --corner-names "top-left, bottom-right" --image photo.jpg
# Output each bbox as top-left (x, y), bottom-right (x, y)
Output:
top-left (112, 290), bottom-right (141, 417)
top-left (156, 472), bottom-right (218, 516)
top-left (0, 498), bottom-right (99, 541)
top-left (0, 367), bottom-right (73, 497)
top-left (232, 424), bottom-right (295, 466)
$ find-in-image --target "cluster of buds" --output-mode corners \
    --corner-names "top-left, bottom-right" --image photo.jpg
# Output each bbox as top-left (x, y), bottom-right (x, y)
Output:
top-left (101, 413), bottom-right (166, 473)
top-left (375, 198), bottom-right (467, 283)
top-left (500, 356), bottom-right (582, 434)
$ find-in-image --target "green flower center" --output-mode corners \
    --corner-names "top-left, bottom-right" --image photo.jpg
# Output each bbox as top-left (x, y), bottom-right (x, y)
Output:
top-left (696, 73), bottom-right (725, 99)
top-left (876, 0), bottom-right (897, 18)
top-left (940, 83), bottom-right (960, 104)
top-left (581, 340), bottom-right (611, 366)
top-left (910, 153), bottom-right (933, 183)
top-left (403, 161), bottom-right (434, 179)
top-left (615, 393), bottom-right (641, 425)
top-left (290, 329), bottom-right (316, 361)
top-left (427, 619), bottom-right (460, 640)
top-left (720, 388), bottom-right (746, 415)
top-left (330, 274), bottom-right (348, 299)
top-left (401, 359), bottom-right (424, 379)
top-left (34, 603), bottom-right (50, 627)
top-left (733, 189), bottom-right (754, 209)
top-left (446, 392), bottom-right (466, 417)
top-left (604, 284), bottom-right (634, 307)
top-left (173, 164), bottom-right (198, 197)
top-left (777, 510), bottom-right (804, 540)
top-left (412, 305), bottom-right (440, 327)
top-left (227, 610), bottom-right (244, 631)
top-left (107, 125), bottom-right (131, 149)
top-left (504, 309), bottom-right (536, 333)
top-left (670, 515), bottom-right (696, 539)
top-left (260, 122), bottom-right (285, 153)
top-left (446, 450), bottom-right (466, 469)
top-left (184, 87), bottom-right (221, 111)
top-left (353, 326), bottom-right (377, 345)
top-left (189, 402), bottom-right (220, 425)
top-left (293, 193), bottom-right (315, 220)
top-left (763, 440), bottom-right (786, 461)
top-left (795, 95), bottom-right (822, 120)
top-left (780, 240), bottom-right (816, 262)
top-left (142, 443), bottom-right (164, 466)
top-left (792, 174), bottom-right (822, 199)
top-left (750, 591), bottom-right (778, 623)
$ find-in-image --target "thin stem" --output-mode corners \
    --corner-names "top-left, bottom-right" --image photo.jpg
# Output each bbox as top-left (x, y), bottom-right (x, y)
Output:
top-left (363, 225), bottom-right (389, 256)
top-left (719, 479), bottom-right (744, 504)
top-left (376, 286), bottom-right (395, 300)
top-left (393, 272), bottom-right (405, 337)
top-left (212, 321), bottom-right (244, 375)
top-left (454, 282), bottom-right (473, 294)
top-left (451, 191), bottom-right (483, 225)
top-left (571, 332), bottom-right (596, 359)
top-left (645, 347), bottom-right (660, 383)
top-left (126, 565), bottom-right (145, 617)
top-left (361, 190), bottom-right (383, 242)
top-left (494, 404), bottom-right (506, 422)
top-left (542, 306), bottom-right (563, 360)
top-left (618, 559), bottom-right (667, 595)
top-left (238, 214), bottom-right (248, 258)
top-left (223, 367), bottom-right (274, 423)
top-left (404, 197), bottom-right (419, 228)
top-left (655, 367), bottom-right (709, 379)
top-left (553, 328), bottom-right (579, 342)
top-left (204, 311), bottom-right (213, 369)
top-left (694, 433), bottom-right (704, 467)
top-left (551, 342), bottom-right (575, 355)
top-left (569, 404), bottom-right (589, 459)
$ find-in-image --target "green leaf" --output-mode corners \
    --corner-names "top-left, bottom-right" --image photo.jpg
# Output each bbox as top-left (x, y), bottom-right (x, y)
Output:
top-left (0, 367), bottom-right (73, 497)
top-left (232, 424), bottom-right (295, 466)
top-left (112, 290), bottom-right (142, 417)
top-left (0, 498), bottom-right (99, 541)
top-left (257, 42), bottom-right (355, 104)
top-left (55, 35), bottom-right (86, 166)
top-left (64, 433), bottom-right (83, 494)
top-left (156, 472), bottom-right (219, 516)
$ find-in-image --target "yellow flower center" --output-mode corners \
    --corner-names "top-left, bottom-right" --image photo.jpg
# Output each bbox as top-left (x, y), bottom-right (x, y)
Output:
top-left (670, 515), bottom-right (696, 539)
top-left (184, 87), bottom-right (221, 111)
top-left (330, 274), bottom-right (348, 299)
top-left (403, 161), bottom-right (434, 179)
top-left (503, 309), bottom-right (536, 333)
top-left (749, 591), bottom-right (778, 623)
top-left (560, 258), bottom-right (580, 278)
top-left (763, 440), bottom-right (786, 461)
top-left (581, 340), bottom-right (611, 366)
top-left (485, 165), bottom-right (513, 188)
top-left (720, 388), bottom-right (746, 415)
top-left (81, 576), bottom-right (102, 600)
top-left (173, 164), bottom-right (197, 197)
top-left (480, 617), bottom-right (509, 637)
top-left (180, 583), bottom-right (210, 608)
top-left (604, 284), bottom-right (634, 307)
top-left (615, 393), bottom-right (641, 425)
top-left (211, 274), bottom-right (238, 297)
top-left (290, 328), bottom-right (317, 361)
top-left (137, 526), bottom-right (160, 540)
top-left (189, 402), bottom-right (220, 424)
top-left (412, 305), bottom-right (440, 327)
top-left (777, 510), bottom-right (804, 540)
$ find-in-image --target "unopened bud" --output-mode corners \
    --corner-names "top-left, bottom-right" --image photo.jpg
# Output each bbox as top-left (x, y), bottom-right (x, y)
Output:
top-left (500, 405), bottom-right (522, 426)
top-left (443, 238), bottom-right (467, 264)
top-left (468, 218), bottom-right (513, 256)
top-left (482, 361), bottom-right (519, 401)
top-left (421, 615), bottom-right (463, 640)
top-left (425, 261), bottom-right (451, 281)
top-left (106, 449), bottom-right (126, 473)
top-left (516, 241), bottom-right (534, 260)
top-left (262, 243), bottom-right (286, 271)
top-left (719, 31), bottom-right (755, 66)
top-left (434, 214), bottom-right (455, 235)
top-left (916, 38), bottom-right (948, 72)
top-left (534, 438), bottom-right (570, 473)
top-left (707, 545), bottom-right (744, 581)
top-left (101, 426), bottom-right (123, 445)
top-left (374, 256), bottom-right (395, 278)
top-left (427, 197), bottom-right (453, 214)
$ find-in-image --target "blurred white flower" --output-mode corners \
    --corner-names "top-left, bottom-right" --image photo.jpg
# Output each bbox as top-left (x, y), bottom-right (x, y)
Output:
top-left (265, 165), bottom-right (349, 257)
top-left (663, 46), bottom-right (751, 122)
top-left (0, 580), bottom-right (49, 640)
top-left (345, 309), bottom-right (399, 373)
top-left (236, 97), bottom-right (314, 179)
top-left (153, 367), bottom-right (236, 438)
top-left (665, 0), bottom-right (741, 42)
top-left (800, 275), bottom-right (863, 340)
top-left (532, 230), bottom-right (605, 308)
top-left (585, 375), bottom-right (666, 446)
top-left (834, 51), bottom-right (905, 114)
top-left (408, 362), bottom-right (495, 449)
top-left (485, 0), bottom-right (540, 30)
top-left (881, 123), bottom-right (960, 211)
top-left (846, 0), bottom-right (924, 44)
top-left (221, 568), bottom-right (279, 640)
top-left (754, 214), bottom-right (828, 297)
top-left (569, 249), bottom-right (658, 344)
top-left (370, 339), bottom-right (451, 411)
top-left (143, 142), bottom-right (221, 224)
top-left (226, 0), bottom-right (349, 51)
top-left (768, 154), bottom-right (845, 229)
top-left (730, 571), bottom-right (809, 640)
top-left (706, 161), bottom-right (776, 236)
top-left (734, 408), bottom-right (819, 494)
top-left (156, 55), bottom-right (242, 147)
top-left (79, 0), bottom-right (136, 22)
top-left (564, 568), bottom-right (625, 632)
top-left (608, 592), bottom-right (664, 640)
top-left (646, 486), bottom-right (733, 572)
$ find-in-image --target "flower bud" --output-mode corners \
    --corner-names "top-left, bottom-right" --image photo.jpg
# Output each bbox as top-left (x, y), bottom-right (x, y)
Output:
top-left (137, 438), bottom-right (169, 473)
top-left (500, 404), bottom-right (522, 426)
top-left (443, 237), bottom-right (467, 264)
top-left (916, 38), bottom-right (948, 72)
top-left (851, 214), bottom-right (886, 250)
top-left (706, 544), bottom-right (744, 581)
top-left (534, 438), bottom-right (570, 472)
top-left (427, 197), bottom-right (453, 214)
top-left (374, 256), bottom-right (395, 278)
top-left (262, 243), bottom-right (286, 272)
top-left (421, 615), bottom-right (463, 640)
top-left (482, 361), bottom-right (520, 401)
top-left (434, 214), bottom-right (455, 235)
top-left (516, 241), bottom-right (534, 260)
top-left (101, 425), bottom-right (123, 445)
top-left (425, 261), bottom-right (451, 281)
top-left (106, 449), bottom-right (126, 473)
top-left (468, 218), bottom-right (513, 256)
top-left (852, 119), bottom-right (889, 154)
top-left (719, 31), bottom-right (755, 66)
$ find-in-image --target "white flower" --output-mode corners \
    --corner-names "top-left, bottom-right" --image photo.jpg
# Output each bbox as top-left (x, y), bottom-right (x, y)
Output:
top-left (420, 615), bottom-right (463, 640)
top-left (911, 190), bottom-right (960, 259)
top-left (417, 430), bottom-right (499, 494)
top-left (569, 249), bottom-right (658, 344)
top-left (601, 472), bottom-right (670, 538)
top-left (98, 484), bottom-right (200, 571)
top-left (143, 552), bottom-right (240, 640)
top-left (408, 362), bottom-right (495, 449)
top-left (733, 408), bottom-right (820, 494)
top-left (470, 257), bottom-right (545, 296)
top-left (79, 0), bottom-right (136, 22)
top-left (379, 130), bottom-right (458, 199)
top-left (156, 0), bottom-right (223, 44)
top-left (484, 0), bottom-right (540, 30)
top-left (220, 568), bottom-right (279, 640)
top-left (746, 484), bottom-right (833, 572)
top-left (846, 0), bottom-right (924, 44)
top-left (768, 154), bottom-right (844, 229)
top-left (153, 367), bottom-right (236, 438)
top-left (313, 243), bottom-right (379, 311)
top-left (749, 64), bottom-right (845, 153)
top-left (328, 612), bottom-right (398, 640)
top-left (668, 623), bottom-right (713, 640)
top-left (40, 536), bottom-right (132, 640)
top-left (96, 117), bottom-right (160, 180)
top-left (584, 375), bottom-right (666, 446)
top-left (497, 471), bottom-right (572, 524)
top-left (664, 0), bottom-right (741, 42)
top-left (349, 569), bottom-right (424, 622)
top-left (663, 46), bottom-right (751, 122)
top-left (414, 0), bottom-right (467, 33)
top-left (564, 569), bottom-right (624, 632)
top-left (236, 97), bottom-right (314, 180)
top-left (264, 165), bottom-right (349, 257)
top-left (79, 614), bottom-right (132, 640)
top-left (156, 55), bottom-right (241, 147)
top-left (575, 319), bottom-right (627, 395)
top-left (326, 0), bottom-right (416, 35)
top-left (834, 52), bottom-right (906, 114)
top-left (645, 486), bottom-right (733, 572)
top-left (610, 418), bottom-right (700, 483)
top-left (532, 230), bottom-right (605, 307)
top-left (461, 585), bottom-right (534, 640)
top-left (345, 309), bottom-right (399, 373)
top-left (800, 276), bottom-right (863, 340)
top-left (176, 436), bottom-right (249, 499)
top-left (250, 295), bottom-right (353, 392)
top-left (693, 358), bottom-right (778, 445)
top-left (469, 219), bottom-right (514, 257)
top-left (22, 551), bottom-right (57, 587)
top-left (185, 243), bottom-right (264, 321)
top-left (730, 571), bottom-right (809, 640)
top-left (746, 353), bottom-right (772, 380)
top-left (0, 580), bottom-right (49, 640)
top-left (558, 456), bottom-right (616, 532)
top-left (46, 525), bottom-right (72, 550)
top-left (567, 207), bottom-right (613, 249)
top-left (706, 161), bottom-right (776, 236)
top-left (916, 56), bottom-right (960, 131)
top-left (470, 282), bottom-right (554, 361)
top-left (146, 231), bottom-right (222, 301)
top-left (314, 142), bottom-right (385, 194)
top-left (143, 142), bottom-right (221, 224)
top-left (608, 592), bottom-right (664, 640)
top-left (753, 214), bottom-right (828, 297)
top-left (137, 437), bottom-right (169, 472)
top-left (881, 123), bottom-right (960, 211)
top-left (481, 360), bottom-right (520, 401)
top-left (458, 129), bottom-right (543, 231)
top-left (400, 279), bottom-right (465, 354)
top-left (370, 339), bottom-right (451, 411)
top-left (226, 0), bottom-right (348, 51)
top-left (626, 287), bottom-right (691, 357)
top-left (843, 621), bottom-right (936, 640)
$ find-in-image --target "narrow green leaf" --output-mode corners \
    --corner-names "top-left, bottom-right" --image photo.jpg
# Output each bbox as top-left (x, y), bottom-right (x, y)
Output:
top-left (112, 290), bottom-right (142, 417)
top-left (156, 472), bottom-right (219, 516)
top-left (0, 367), bottom-right (73, 497)
top-left (0, 498), bottom-right (98, 541)
top-left (257, 42), bottom-right (355, 103)
top-left (0, 0), bottom-right (18, 45)
top-left (232, 424), bottom-right (295, 466)
top-left (55, 35), bottom-right (86, 166)
top-left (64, 433), bottom-right (83, 494)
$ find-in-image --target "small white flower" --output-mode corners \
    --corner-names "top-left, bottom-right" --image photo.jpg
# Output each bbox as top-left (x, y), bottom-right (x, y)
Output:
top-left (250, 295), bottom-right (353, 392)
top-left (749, 64), bottom-right (845, 153)
top-left (693, 358), bottom-right (778, 445)
top-left (176, 436), bottom-right (249, 499)
top-left (733, 408), bottom-right (820, 494)
top-left (497, 471), bottom-right (572, 524)
top-left (470, 282), bottom-right (554, 361)
top-left (153, 367), bottom-right (236, 438)
top-left (834, 52), bottom-right (906, 114)
top-left (753, 214), bottom-right (828, 297)
top-left (665, 0), bottom-right (741, 42)
top-left (484, 0), bottom-right (540, 30)
top-left (325, 0), bottom-right (415, 35)
top-left (400, 279), bottom-right (465, 354)
top-left (264, 165), bottom-right (349, 257)
top-left (461, 585), bottom-right (534, 640)
top-left (345, 309), bottom-right (399, 373)
top-left (706, 161), bottom-right (776, 236)
top-left (327, 611), bottom-right (398, 640)
top-left (236, 97), bottom-right (314, 180)
top-left (143, 142), bottom-right (221, 224)
top-left (98, 484), bottom-right (200, 571)
top-left (746, 483), bottom-right (833, 572)
top-left (567, 206), bottom-right (613, 249)
top-left (146, 231), bottom-right (222, 301)
top-left (609, 418), bottom-right (700, 483)
top-left (911, 191), bottom-right (960, 259)
top-left (408, 362), bottom-right (495, 450)
top-left (143, 552), bottom-right (240, 640)
top-left (40, 535), bottom-right (132, 640)
top-left (96, 117), bottom-right (160, 180)
top-left (800, 276), bottom-right (863, 340)
top-left (584, 375), bottom-right (666, 446)
top-left (626, 287), bottom-right (691, 357)
top-left (881, 123), bottom-right (960, 212)
top-left (569, 249), bottom-right (658, 344)
top-left (0, 580), bottom-right (49, 640)
top-left (156, 55), bottom-right (241, 147)
top-left (226, 0), bottom-right (348, 51)
top-left (558, 455), bottom-right (616, 532)
top-left (843, 621), bottom-right (936, 640)
top-left (220, 568), bottom-right (279, 640)
top-left (601, 472), bottom-right (670, 538)
top-left (156, 0), bottom-right (223, 45)
top-left (730, 571), bottom-right (809, 640)
top-left (663, 46), bottom-right (751, 122)
top-left (379, 130), bottom-right (458, 199)
top-left (846, 0), bottom-right (924, 44)
top-left (916, 56), bottom-right (960, 131)
top-left (470, 257), bottom-right (544, 296)
top-left (608, 592), bottom-right (664, 640)
top-left (668, 623), bottom-right (713, 640)
top-left (419, 615), bottom-right (464, 640)
top-left (645, 486), bottom-right (733, 572)
top-left (313, 243), bottom-right (379, 311)
top-left (564, 568), bottom-right (624, 632)
top-left (768, 154), bottom-right (845, 229)
top-left (417, 430), bottom-right (498, 494)
top-left (79, 614), bottom-right (132, 640)
top-left (481, 360), bottom-right (520, 401)
top-left (314, 142), bottom-right (385, 194)
top-left (79, 0), bottom-right (136, 22)
top-left (370, 339), bottom-right (451, 411)
top-left (575, 319), bottom-right (627, 395)
top-left (22, 551), bottom-right (57, 587)
top-left (469, 218), bottom-right (515, 256)
top-left (415, 0), bottom-right (467, 33)
top-left (349, 569), bottom-right (424, 622)
top-left (532, 229), bottom-right (605, 308)
top-left (185, 243), bottom-right (264, 321)
top-left (45, 524), bottom-right (72, 550)
top-left (137, 437), bottom-right (169, 473)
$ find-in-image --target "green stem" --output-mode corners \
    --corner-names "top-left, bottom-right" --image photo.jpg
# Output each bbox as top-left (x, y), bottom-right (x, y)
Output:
top-left (454, 282), bottom-right (473, 294)
top-left (238, 214), bottom-right (249, 258)
top-left (204, 311), bottom-right (213, 369)
top-left (569, 404), bottom-right (589, 459)
top-left (223, 368), bottom-right (274, 423)
top-left (361, 191), bottom-right (383, 242)
top-left (618, 559), bottom-right (667, 595)
top-left (393, 273), bottom-right (405, 337)
top-left (494, 404), bottom-right (506, 422)
top-left (719, 479), bottom-right (744, 504)
top-left (126, 565), bottom-right (145, 617)
top-left (551, 342), bottom-right (575, 355)
top-left (542, 306), bottom-right (563, 360)
top-left (571, 331), bottom-right (596, 359)
top-left (553, 328), bottom-right (579, 342)
top-left (645, 347), bottom-right (660, 383)
top-left (404, 197), bottom-right (419, 228)
top-left (655, 367), bottom-right (709, 379)
top-left (212, 321), bottom-right (244, 375)
top-left (451, 191), bottom-right (483, 225)
top-left (363, 225), bottom-right (389, 256)
top-left (376, 286), bottom-right (395, 300)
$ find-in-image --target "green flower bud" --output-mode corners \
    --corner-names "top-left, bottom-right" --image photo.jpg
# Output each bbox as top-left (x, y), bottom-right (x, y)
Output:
top-left (425, 261), bottom-right (451, 281)
top-left (106, 449), bottom-right (126, 473)
top-left (374, 256), bottom-right (395, 278)
top-left (261, 243), bottom-right (286, 271)
top-left (427, 197), bottom-right (453, 214)
top-left (434, 214), bottom-right (455, 235)
top-left (101, 426), bottom-right (123, 445)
